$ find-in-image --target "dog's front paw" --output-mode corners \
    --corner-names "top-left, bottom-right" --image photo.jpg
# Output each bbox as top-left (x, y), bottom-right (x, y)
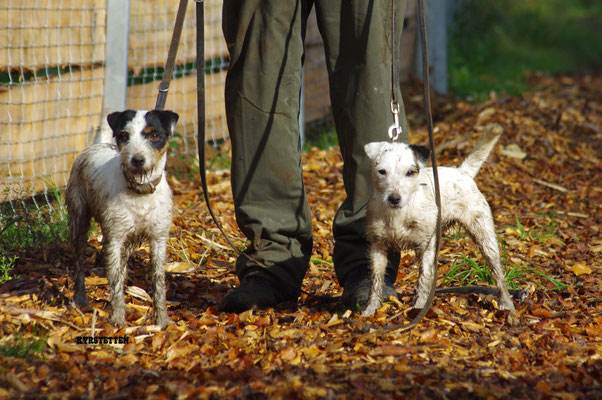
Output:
top-left (361, 301), bottom-right (380, 317)
top-left (413, 296), bottom-right (428, 310)
top-left (110, 309), bottom-right (126, 328)
top-left (505, 310), bottom-right (520, 326)
top-left (156, 314), bottom-right (172, 330)
top-left (498, 299), bottom-right (516, 312)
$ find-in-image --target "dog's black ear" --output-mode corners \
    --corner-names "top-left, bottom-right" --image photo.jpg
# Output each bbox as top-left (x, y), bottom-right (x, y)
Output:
top-left (107, 110), bottom-right (137, 133)
top-left (148, 110), bottom-right (179, 135)
top-left (410, 145), bottom-right (430, 164)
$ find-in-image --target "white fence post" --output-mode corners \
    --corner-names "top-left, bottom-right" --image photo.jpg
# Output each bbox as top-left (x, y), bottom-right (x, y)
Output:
top-left (103, 0), bottom-right (131, 114)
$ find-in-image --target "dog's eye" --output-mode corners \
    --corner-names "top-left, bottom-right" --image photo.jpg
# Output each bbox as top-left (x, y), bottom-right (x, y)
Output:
top-left (118, 131), bottom-right (129, 142)
top-left (406, 169), bottom-right (417, 177)
top-left (149, 133), bottom-right (159, 141)
top-left (378, 169), bottom-right (387, 176)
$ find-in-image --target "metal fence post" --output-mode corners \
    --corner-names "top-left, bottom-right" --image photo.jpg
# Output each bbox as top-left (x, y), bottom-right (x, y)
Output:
top-left (103, 0), bottom-right (131, 114)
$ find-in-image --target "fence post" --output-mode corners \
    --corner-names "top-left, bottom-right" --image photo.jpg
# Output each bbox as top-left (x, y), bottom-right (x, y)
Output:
top-left (103, 0), bottom-right (131, 114)
top-left (415, 0), bottom-right (448, 94)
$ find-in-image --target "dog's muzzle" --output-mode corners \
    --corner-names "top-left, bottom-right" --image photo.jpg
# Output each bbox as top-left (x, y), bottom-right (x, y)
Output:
top-left (131, 155), bottom-right (146, 168)
top-left (387, 193), bottom-right (402, 207)
top-left (121, 164), bottom-right (161, 195)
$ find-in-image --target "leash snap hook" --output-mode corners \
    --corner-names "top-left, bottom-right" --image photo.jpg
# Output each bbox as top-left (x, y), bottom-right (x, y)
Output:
top-left (388, 100), bottom-right (402, 141)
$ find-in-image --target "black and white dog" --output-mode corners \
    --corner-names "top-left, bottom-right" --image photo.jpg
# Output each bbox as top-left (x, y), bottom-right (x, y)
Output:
top-left (66, 109), bottom-right (178, 329)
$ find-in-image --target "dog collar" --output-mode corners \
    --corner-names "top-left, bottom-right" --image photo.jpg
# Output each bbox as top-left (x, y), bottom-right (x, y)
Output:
top-left (126, 175), bottom-right (162, 195)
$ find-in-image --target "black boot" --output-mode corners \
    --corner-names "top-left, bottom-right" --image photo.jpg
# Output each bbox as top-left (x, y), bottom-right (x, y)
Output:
top-left (219, 276), bottom-right (297, 313)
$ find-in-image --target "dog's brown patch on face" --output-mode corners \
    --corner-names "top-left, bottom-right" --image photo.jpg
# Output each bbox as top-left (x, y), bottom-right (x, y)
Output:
top-left (142, 126), bottom-right (155, 136)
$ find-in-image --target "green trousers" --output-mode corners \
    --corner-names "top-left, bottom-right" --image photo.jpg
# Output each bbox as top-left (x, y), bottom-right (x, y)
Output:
top-left (222, 0), bottom-right (409, 297)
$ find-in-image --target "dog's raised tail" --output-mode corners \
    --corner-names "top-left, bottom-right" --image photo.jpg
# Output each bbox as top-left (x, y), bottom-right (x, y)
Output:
top-left (459, 124), bottom-right (503, 178)
top-left (93, 112), bottom-right (114, 145)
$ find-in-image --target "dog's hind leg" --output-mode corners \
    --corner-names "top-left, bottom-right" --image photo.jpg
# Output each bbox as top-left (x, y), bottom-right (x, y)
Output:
top-left (464, 208), bottom-right (516, 316)
top-left (67, 189), bottom-right (91, 307)
top-left (150, 237), bottom-right (171, 329)
top-left (414, 236), bottom-right (438, 309)
top-left (361, 242), bottom-right (389, 317)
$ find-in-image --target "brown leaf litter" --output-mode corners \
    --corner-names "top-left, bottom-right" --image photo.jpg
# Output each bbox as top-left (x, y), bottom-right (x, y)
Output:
top-left (0, 74), bottom-right (600, 399)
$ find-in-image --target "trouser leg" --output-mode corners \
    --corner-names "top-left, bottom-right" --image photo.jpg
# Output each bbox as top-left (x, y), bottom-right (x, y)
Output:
top-left (314, 0), bottom-right (409, 286)
top-left (222, 0), bottom-right (312, 297)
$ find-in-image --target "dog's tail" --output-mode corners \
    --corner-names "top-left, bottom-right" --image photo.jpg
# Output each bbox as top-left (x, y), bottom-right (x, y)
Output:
top-left (93, 113), bottom-right (115, 145)
top-left (459, 124), bottom-right (503, 178)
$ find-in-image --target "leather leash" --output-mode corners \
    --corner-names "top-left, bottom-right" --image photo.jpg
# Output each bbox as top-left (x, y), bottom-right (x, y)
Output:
top-left (155, 0), bottom-right (189, 111)
top-left (366, 0), bottom-right (441, 334)
top-left (151, 0), bottom-right (238, 258)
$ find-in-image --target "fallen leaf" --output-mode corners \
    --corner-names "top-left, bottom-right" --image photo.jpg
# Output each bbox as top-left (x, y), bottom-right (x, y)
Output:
top-left (165, 261), bottom-right (196, 273)
top-left (125, 286), bottom-right (152, 303)
top-left (572, 263), bottom-right (592, 276)
top-left (585, 324), bottom-right (602, 337)
top-left (419, 328), bottom-right (439, 343)
top-left (501, 144), bottom-right (527, 160)
top-left (279, 347), bottom-right (297, 362)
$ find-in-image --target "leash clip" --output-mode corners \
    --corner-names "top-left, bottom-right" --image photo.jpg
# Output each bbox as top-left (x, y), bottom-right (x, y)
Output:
top-left (388, 101), bottom-right (402, 141)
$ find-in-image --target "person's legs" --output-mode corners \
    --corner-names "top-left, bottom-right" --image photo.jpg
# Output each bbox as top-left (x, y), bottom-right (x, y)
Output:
top-left (315, 0), bottom-right (409, 308)
top-left (220, 0), bottom-right (312, 311)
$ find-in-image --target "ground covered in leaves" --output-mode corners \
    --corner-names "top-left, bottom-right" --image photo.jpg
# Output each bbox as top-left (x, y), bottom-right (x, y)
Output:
top-left (1, 74), bottom-right (600, 399)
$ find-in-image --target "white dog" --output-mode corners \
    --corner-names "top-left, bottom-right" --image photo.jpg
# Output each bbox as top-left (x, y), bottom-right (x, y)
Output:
top-left (361, 124), bottom-right (516, 319)
top-left (66, 109), bottom-right (178, 329)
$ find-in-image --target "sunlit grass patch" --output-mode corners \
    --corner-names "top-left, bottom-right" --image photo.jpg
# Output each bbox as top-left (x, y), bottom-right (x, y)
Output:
top-left (448, 0), bottom-right (602, 100)
top-left (0, 329), bottom-right (48, 361)
top-left (0, 184), bottom-right (69, 254)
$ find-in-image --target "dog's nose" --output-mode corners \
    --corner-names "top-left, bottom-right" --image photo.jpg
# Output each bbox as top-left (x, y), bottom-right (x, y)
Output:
top-left (131, 156), bottom-right (145, 168)
top-left (387, 193), bottom-right (401, 205)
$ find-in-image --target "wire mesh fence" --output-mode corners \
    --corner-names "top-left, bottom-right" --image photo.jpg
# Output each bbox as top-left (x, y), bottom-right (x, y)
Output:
top-left (0, 0), bottom-right (417, 224)
top-left (1, 0), bottom-right (107, 219)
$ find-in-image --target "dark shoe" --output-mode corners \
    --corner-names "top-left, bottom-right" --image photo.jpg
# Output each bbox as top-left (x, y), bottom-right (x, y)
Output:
top-left (341, 273), bottom-right (398, 310)
top-left (219, 276), bottom-right (297, 313)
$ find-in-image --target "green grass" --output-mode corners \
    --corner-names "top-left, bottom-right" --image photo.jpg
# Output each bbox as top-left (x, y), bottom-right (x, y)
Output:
top-left (0, 331), bottom-right (47, 361)
top-left (0, 185), bottom-right (69, 254)
top-left (442, 255), bottom-right (493, 287)
top-left (309, 257), bottom-right (334, 272)
top-left (303, 119), bottom-right (339, 151)
top-left (504, 263), bottom-right (567, 291)
top-left (442, 210), bottom-right (567, 291)
top-left (168, 231), bottom-right (209, 268)
top-left (207, 153), bottom-right (231, 171)
top-left (0, 255), bottom-right (19, 283)
top-left (505, 212), bottom-right (565, 247)
top-left (442, 254), bottom-right (566, 291)
top-left (448, 0), bottom-right (602, 100)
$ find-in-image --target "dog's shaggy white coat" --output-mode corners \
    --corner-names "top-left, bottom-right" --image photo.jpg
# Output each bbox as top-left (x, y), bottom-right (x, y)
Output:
top-left (361, 124), bottom-right (516, 319)
top-left (66, 109), bottom-right (178, 329)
